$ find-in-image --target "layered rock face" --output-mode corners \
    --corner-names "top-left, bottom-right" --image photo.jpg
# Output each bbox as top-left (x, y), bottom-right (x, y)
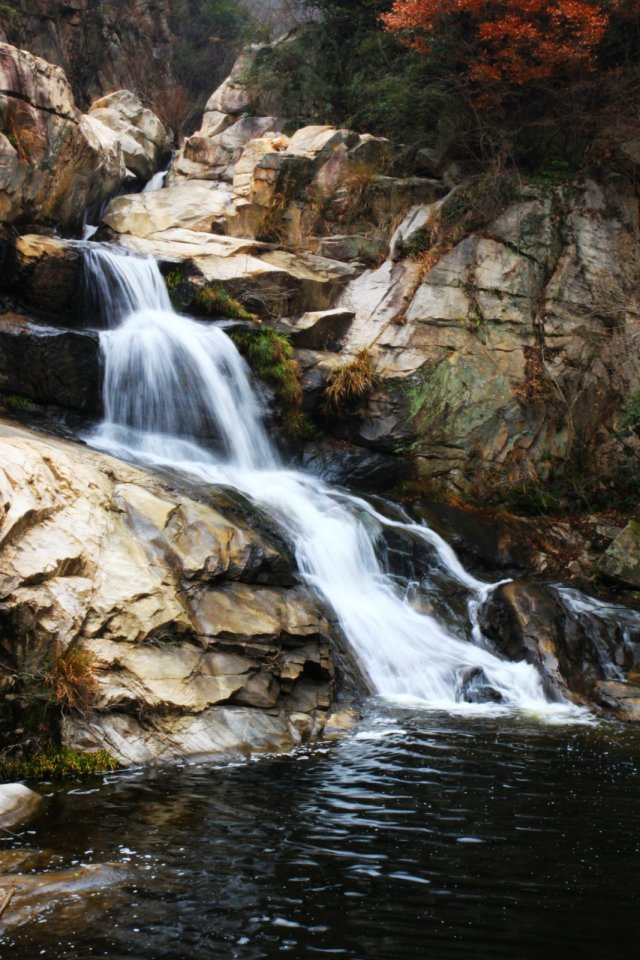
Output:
top-left (0, 42), bottom-right (125, 231)
top-left (0, 430), bottom-right (356, 764)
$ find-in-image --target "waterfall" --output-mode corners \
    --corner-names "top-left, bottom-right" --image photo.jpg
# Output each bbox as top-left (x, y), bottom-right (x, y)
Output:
top-left (84, 245), bottom-right (580, 715)
top-left (83, 244), bottom-right (171, 328)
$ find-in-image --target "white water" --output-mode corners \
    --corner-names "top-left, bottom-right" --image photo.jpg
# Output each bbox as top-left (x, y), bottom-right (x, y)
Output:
top-left (85, 246), bottom-right (582, 716)
top-left (143, 168), bottom-right (169, 193)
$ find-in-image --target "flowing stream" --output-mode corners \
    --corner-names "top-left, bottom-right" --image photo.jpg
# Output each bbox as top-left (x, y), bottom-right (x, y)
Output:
top-left (82, 245), bottom-right (576, 714)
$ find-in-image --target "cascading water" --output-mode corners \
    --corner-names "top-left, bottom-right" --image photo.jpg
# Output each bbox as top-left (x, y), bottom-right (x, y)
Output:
top-left (84, 245), bottom-right (580, 715)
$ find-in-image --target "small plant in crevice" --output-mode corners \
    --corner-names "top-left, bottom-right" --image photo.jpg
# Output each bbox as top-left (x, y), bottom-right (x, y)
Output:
top-left (513, 345), bottom-right (555, 405)
top-left (194, 284), bottom-right (256, 321)
top-left (230, 326), bottom-right (315, 439)
top-left (255, 193), bottom-right (291, 245)
top-left (164, 266), bottom-right (187, 311)
top-left (323, 348), bottom-right (379, 416)
top-left (620, 390), bottom-right (640, 439)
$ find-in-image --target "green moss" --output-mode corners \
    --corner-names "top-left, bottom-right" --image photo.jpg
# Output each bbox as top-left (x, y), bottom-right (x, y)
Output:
top-left (0, 747), bottom-right (119, 782)
top-left (230, 326), bottom-right (316, 439)
top-left (194, 285), bottom-right (256, 321)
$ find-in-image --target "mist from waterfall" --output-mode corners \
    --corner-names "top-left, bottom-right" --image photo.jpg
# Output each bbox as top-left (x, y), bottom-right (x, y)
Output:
top-left (84, 245), bottom-right (582, 716)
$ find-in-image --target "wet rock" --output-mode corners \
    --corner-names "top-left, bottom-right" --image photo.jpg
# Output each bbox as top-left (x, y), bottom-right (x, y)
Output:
top-left (300, 439), bottom-right (411, 492)
top-left (0, 313), bottom-right (100, 411)
top-left (480, 580), bottom-right (640, 714)
top-left (480, 582), bottom-right (573, 701)
top-left (0, 784), bottom-right (42, 829)
top-left (0, 862), bottom-right (127, 930)
top-left (458, 667), bottom-right (504, 704)
top-left (598, 521), bottom-right (640, 588)
top-left (0, 234), bottom-right (83, 323)
top-left (593, 680), bottom-right (640, 722)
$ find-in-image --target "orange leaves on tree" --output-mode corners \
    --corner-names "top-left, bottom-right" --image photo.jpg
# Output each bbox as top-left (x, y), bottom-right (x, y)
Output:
top-left (380, 1), bottom-right (610, 87)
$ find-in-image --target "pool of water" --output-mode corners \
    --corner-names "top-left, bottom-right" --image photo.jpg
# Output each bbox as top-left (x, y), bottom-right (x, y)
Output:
top-left (3, 703), bottom-right (640, 959)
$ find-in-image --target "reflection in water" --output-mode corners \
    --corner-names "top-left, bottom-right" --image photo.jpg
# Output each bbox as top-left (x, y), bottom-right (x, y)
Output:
top-left (3, 705), bottom-right (640, 959)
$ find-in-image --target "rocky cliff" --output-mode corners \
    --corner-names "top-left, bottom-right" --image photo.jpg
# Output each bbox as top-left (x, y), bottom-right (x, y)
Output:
top-left (0, 0), bottom-right (173, 110)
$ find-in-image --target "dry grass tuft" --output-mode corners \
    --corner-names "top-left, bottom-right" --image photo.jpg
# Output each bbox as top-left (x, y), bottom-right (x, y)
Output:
top-left (47, 647), bottom-right (98, 713)
top-left (324, 348), bottom-right (378, 415)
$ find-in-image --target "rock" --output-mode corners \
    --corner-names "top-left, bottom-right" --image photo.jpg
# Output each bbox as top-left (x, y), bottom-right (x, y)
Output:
top-left (598, 521), bottom-right (640, 588)
top-left (0, 42), bottom-right (125, 230)
top-left (593, 680), bottom-right (640, 722)
top-left (480, 580), bottom-right (640, 713)
top-left (0, 862), bottom-right (127, 930)
top-left (0, 783), bottom-right (42, 829)
top-left (389, 204), bottom-right (435, 260)
top-left (334, 179), bottom-right (640, 502)
top-left (173, 116), bottom-right (282, 184)
top-left (88, 90), bottom-right (170, 181)
top-left (102, 181), bottom-right (236, 237)
top-left (480, 582), bottom-right (575, 701)
top-left (457, 667), bottom-right (504, 704)
top-left (0, 234), bottom-right (83, 323)
top-left (0, 429), bottom-right (360, 764)
top-left (317, 234), bottom-right (387, 265)
top-left (204, 47), bottom-right (259, 116)
top-left (322, 708), bottom-right (359, 737)
top-left (281, 308), bottom-right (354, 351)
top-left (0, 313), bottom-right (100, 412)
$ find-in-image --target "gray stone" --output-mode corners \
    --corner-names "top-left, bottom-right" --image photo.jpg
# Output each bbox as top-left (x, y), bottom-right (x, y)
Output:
top-left (598, 522), bottom-right (640, 588)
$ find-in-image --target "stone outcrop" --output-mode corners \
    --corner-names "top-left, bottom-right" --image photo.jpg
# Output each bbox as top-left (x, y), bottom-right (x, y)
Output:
top-left (2, 39), bottom-right (640, 516)
top-left (0, 428), bottom-right (361, 765)
top-left (0, 42), bottom-right (125, 231)
top-left (332, 178), bottom-right (640, 504)
top-left (88, 90), bottom-right (171, 181)
top-left (480, 580), bottom-right (640, 719)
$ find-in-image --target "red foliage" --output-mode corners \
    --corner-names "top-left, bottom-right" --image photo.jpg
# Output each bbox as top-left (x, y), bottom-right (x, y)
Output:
top-left (380, 1), bottom-right (610, 86)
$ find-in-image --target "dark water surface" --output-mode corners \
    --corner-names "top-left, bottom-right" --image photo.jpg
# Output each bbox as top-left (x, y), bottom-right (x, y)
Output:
top-left (3, 704), bottom-right (640, 959)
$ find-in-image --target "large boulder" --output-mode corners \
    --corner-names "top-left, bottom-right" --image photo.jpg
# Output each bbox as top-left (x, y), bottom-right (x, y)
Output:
top-left (0, 42), bottom-right (125, 230)
top-left (0, 429), bottom-right (362, 765)
top-left (88, 89), bottom-right (170, 181)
